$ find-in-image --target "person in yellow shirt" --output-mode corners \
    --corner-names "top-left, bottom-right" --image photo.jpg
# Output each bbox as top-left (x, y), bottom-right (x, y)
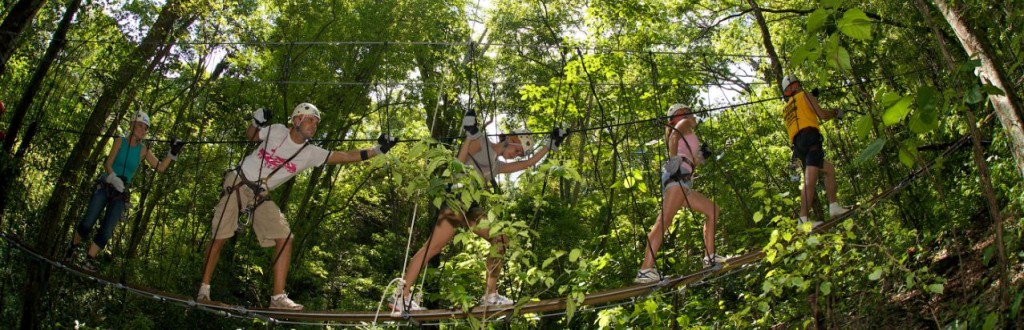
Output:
top-left (781, 75), bottom-right (849, 227)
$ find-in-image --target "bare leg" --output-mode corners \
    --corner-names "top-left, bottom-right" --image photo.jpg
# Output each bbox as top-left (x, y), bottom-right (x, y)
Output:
top-left (201, 238), bottom-right (228, 285)
top-left (72, 233), bottom-right (82, 245)
top-left (402, 210), bottom-right (460, 298)
top-left (640, 186), bottom-right (686, 270)
top-left (678, 189), bottom-right (720, 257)
top-left (801, 165), bottom-right (821, 218)
top-left (473, 226), bottom-right (507, 296)
top-left (822, 160), bottom-right (839, 203)
top-left (272, 237), bottom-right (293, 295)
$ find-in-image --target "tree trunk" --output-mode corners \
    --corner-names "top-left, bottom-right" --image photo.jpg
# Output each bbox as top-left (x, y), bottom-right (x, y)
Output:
top-left (932, 0), bottom-right (1024, 178)
top-left (0, 0), bottom-right (80, 226)
top-left (746, 0), bottom-right (784, 90)
top-left (2, 0), bottom-right (81, 154)
top-left (922, 0), bottom-right (1011, 317)
top-left (0, 0), bottom-right (47, 77)
top-left (19, 1), bottom-right (198, 328)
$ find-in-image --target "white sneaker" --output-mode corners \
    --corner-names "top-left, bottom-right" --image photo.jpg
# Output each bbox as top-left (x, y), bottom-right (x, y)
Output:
top-left (479, 293), bottom-right (514, 306)
top-left (798, 217), bottom-right (823, 229)
top-left (389, 293), bottom-right (426, 316)
top-left (634, 268), bottom-right (662, 284)
top-left (829, 203), bottom-right (850, 218)
top-left (703, 254), bottom-right (726, 270)
top-left (196, 283), bottom-right (211, 302)
top-left (270, 293), bottom-right (304, 310)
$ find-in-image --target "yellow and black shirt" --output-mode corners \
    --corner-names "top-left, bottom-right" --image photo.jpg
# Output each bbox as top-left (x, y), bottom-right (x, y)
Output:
top-left (782, 91), bottom-right (820, 143)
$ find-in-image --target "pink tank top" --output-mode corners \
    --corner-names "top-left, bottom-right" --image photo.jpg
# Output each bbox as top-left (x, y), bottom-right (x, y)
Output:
top-left (675, 131), bottom-right (701, 173)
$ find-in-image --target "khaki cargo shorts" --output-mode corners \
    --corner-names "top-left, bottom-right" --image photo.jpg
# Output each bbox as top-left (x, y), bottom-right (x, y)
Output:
top-left (210, 171), bottom-right (291, 247)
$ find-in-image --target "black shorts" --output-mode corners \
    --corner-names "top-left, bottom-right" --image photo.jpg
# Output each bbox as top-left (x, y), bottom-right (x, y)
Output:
top-left (792, 128), bottom-right (825, 169)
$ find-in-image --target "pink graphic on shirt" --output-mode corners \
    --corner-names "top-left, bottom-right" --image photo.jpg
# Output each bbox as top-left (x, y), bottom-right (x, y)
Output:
top-left (258, 148), bottom-right (298, 173)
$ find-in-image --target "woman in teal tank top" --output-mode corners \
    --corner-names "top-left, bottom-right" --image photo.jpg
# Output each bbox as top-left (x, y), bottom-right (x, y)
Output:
top-left (66, 112), bottom-right (182, 271)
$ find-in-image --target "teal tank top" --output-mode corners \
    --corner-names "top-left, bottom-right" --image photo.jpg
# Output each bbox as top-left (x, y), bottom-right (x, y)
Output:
top-left (112, 136), bottom-right (143, 184)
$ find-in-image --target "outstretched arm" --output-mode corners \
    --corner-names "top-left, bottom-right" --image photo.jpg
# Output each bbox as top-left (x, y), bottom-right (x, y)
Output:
top-left (325, 134), bottom-right (398, 165)
top-left (804, 92), bottom-right (838, 121)
top-left (143, 145), bottom-right (173, 172)
top-left (325, 148), bottom-right (381, 165)
top-left (496, 146), bottom-right (549, 173)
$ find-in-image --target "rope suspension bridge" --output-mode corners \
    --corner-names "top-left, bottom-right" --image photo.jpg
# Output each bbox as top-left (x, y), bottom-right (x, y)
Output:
top-left (0, 131), bottom-right (969, 325)
top-left (0, 71), bottom-right (980, 326)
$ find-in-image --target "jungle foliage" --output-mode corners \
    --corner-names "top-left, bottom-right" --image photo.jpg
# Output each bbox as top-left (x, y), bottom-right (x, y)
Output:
top-left (0, 0), bottom-right (1021, 328)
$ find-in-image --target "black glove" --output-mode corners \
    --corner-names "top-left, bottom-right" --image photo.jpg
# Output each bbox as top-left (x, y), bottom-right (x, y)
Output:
top-left (168, 137), bottom-right (186, 160)
top-left (700, 144), bottom-right (713, 160)
top-left (547, 127), bottom-right (570, 151)
top-left (462, 110), bottom-right (479, 136)
top-left (376, 134), bottom-right (398, 154)
top-left (252, 108), bottom-right (271, 127)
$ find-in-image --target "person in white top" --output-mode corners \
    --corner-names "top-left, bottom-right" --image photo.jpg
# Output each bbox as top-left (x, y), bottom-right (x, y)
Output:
top-left (390, 110), bottom-right (569, 315)
top-left (197, 103), bottom-right (398, 310)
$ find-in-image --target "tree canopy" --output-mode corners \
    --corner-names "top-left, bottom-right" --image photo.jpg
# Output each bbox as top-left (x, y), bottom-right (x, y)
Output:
top-left (0, 0), bottom-right (1021, 328)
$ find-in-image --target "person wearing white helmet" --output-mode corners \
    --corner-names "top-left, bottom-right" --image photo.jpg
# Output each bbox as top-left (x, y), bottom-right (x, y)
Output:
top-left (390, 109), bottom-right (569, 314)
top-left (66, 111), bottom-right (182, 271)
top-left (197, 102), bottom-right (399, 310)
top-left (634, 104), bottom-right (724, 284)
top-left (780, 75), bottom-right (849, 228)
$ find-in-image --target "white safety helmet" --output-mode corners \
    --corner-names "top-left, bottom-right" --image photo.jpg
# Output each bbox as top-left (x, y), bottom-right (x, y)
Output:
top-left (508, 129), bottom-right (535, 151)
top-left (291, 102), bottom-right (321, 120)
top-left (667, 103), bottom-right (689, 118)
top-left (131, 111), bottom-right (151, 127)
top-left (781, 75), bottom-right (799, 91)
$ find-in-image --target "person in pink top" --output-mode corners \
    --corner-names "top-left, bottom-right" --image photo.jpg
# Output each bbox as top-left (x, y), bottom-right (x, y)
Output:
top-left (635, 104), bottom-right (724, 284)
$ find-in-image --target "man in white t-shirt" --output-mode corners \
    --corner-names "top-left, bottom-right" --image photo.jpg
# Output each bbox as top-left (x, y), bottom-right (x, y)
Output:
top-left (197, 103), bottom-right (398, 310)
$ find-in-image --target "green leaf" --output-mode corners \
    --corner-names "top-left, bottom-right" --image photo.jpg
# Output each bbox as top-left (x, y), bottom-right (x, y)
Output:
top-left (982, 83), bottom-right (1005, 96)
top-left (883, 96), bottom-right (914, 126)
top-left (898, 146), bottom-right (915, 168)
top-left (966, 85), bottom-right (984, 104)
top-left (828, 46), bottom-right (852, 71)
top-left (757, 301), bottom-right (769, 312)
top-left (542, 256), bottom-right (557, 268)
top-left (821, 0), bottom-right (843, 8)
top-left (1011, 289), bottom-right (1023, 319)
top-left (820, 281), bottom-right (832, 296)
top-left (983, 313), bottom-right (998, 330)
top-left (868, 267), bottom-right (883, 281)
top-left (806, 236), bottom-right (820, 247)
top-left (909, 106), bottom-right (940, 134)
top-left (854, 137), bottom-right (887, 165)
top-left (807, 9), bottom-right (830, 33)
top-left (880, 92), bottom-right (902, 107)
top-left (838, 9), bottom-right (872, 40)
top-left (927, 283), bottom-right (944, 294)
top-left (569, 249), bottom-right (581, 263)
top-left (958, 59), bottom-right (982, 72)
top-left (791, 46), bottom-right (811, 66)
top-left (753, 211), bottom-right (764, 223)
top-left (622, 176), bottom-right (636, 189)
top-left (856, 115), bottom-right (874, 139)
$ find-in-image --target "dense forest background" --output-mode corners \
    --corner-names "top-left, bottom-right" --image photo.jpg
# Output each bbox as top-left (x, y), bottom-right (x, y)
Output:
top-left (0, 0), bottom-right (1021, 328)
